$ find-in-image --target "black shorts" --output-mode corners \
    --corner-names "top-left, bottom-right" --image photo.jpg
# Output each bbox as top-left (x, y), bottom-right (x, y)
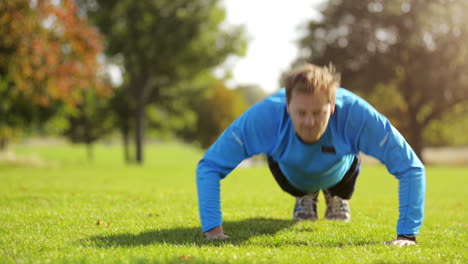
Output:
top-left (267, 155), bottom-right (361, 199)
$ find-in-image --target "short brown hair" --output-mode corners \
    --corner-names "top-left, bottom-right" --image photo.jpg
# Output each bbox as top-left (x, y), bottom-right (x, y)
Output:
top-left (284, 63), bottom-right (340, 104)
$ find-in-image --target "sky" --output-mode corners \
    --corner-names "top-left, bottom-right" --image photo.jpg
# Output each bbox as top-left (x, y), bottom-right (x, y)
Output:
top-left (108, 0), bottom-right (324, 92)
top-left (221, 0), bottom-right (323, 92)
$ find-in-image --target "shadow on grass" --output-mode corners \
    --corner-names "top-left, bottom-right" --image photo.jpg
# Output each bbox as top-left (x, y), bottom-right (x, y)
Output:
top-left (84, 217), bottom-right (381, 248)
top-left (85, 217), bottom-right (296, 247)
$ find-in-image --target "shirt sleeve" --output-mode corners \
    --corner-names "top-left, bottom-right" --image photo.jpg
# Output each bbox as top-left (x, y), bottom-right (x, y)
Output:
top-left (196, 101), bottom-right (279, 232)
top-left (345, 99), bottom-right (426, 235)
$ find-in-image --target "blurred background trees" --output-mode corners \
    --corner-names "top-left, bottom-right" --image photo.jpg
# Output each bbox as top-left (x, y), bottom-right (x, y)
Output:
top-left (292, 0), bottom-right (468, 161)
top-left (1, 0), bottom-right (467, 164)
top-left (76, 0), bottom-right (247, 163)
top-left (193, 80), bottom-right (248, 148)
top-left (1, 0), bottom-right (249, 164)
top-left (62, 90), bottom-right (115, 161)
top-left (0, 0), bottom-right (109, 151)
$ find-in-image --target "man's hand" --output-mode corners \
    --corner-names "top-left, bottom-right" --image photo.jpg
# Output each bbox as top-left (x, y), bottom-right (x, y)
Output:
top-left (204, 225), bottom-right (228, 240)
top-left (385, 236), bottom-right (416, 247)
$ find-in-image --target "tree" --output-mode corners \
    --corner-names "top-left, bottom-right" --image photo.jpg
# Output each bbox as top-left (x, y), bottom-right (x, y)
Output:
top-left (295, 0), bottom-right (468, 160)
top-left (146, 73), bottom-right (210, 144)
top-left (194, 81), bottom-right (248, 148)
top-left (0, 0), bottom-right (108, 149)
top-left (424, 102), bottom-right (468, 146)
top-left (63, 90), bottom-right (114, 161)
top-left (79, 0), bottom-right (247, 164)
top-left (109, 87), bottom-right (135, 162)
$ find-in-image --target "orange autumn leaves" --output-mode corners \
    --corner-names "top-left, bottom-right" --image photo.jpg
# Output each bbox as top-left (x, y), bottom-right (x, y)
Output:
top-left (0, 0), bottom-right (110, 107)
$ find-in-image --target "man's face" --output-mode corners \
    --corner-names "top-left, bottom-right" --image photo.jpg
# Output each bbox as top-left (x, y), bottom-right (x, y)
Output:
top-left (287, 90), bottom-right (335, 144)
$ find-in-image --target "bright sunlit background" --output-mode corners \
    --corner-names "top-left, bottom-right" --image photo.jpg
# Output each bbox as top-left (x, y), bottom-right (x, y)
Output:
top-left (109, 0), bottom-right (324, 92)
top-left (2, 0), bottom-right (467, 163)
top-left (222, 0), bottom-right (323, 92)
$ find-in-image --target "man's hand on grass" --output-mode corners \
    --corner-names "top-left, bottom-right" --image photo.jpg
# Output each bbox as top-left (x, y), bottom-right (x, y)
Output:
top-left (204, 225), bottom-right (228, 240)
top-left (385, 236), bottom-right (416, 247)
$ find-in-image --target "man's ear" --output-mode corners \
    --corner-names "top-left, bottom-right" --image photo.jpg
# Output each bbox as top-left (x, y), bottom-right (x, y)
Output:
top-left (330, 102), bottom-right (336, 115)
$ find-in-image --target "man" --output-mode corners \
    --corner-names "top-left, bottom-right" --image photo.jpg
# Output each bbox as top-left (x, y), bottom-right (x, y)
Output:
top-left (196, 63), bottom-right (425, 246)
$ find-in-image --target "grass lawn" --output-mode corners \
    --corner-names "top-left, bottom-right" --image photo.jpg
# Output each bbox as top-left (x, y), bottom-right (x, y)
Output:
top-left (0, 142), bottom-right (466, 263)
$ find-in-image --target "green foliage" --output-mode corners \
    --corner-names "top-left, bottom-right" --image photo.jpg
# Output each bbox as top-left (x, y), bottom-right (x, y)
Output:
top-left (63, 91), bottom-right (115, 147)
top-left (0, 143), bottom-right (466, 263)
top-left (144, 73), bottom-right (252, 148)
top-left (143, 71), bottom-right (212, 142)
top-left (78, 0), bottom-right (247, 162)
top-left (42, 114), bottom-right (69, 135)
top-left (0, 0), bottom-right (109, 149)
top-left (296, 0), bottom-right (468, 157)
top-left (0, 0), bottom-right (107, 105)
top-left (194, 82), bottom-right (249, 148)
top-left (424, 103), bottom-right (468, 146)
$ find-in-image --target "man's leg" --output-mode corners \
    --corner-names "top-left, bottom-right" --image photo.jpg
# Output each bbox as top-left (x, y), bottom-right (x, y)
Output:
top-left (267, 157), bottom-right (318, 221)
top-left (293, 192), bottom-right (319, 221)
top-left (324, 155), bottom-right (361, 222)
top-left (323, 190), bottom-right (351, 222)
top-left (267, 156), bottom-right (307, 197)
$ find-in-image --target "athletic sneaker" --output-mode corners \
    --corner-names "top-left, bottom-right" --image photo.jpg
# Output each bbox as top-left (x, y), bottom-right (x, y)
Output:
top-left (293, 192), bottom-right (318, 221)
top-left (324, 191), bottom-right (351, 222)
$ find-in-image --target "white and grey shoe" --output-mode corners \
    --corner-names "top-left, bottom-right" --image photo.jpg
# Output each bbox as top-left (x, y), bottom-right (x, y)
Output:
top-left (324, 191), bottom-right (351, 222)
top-left (293, 192), bottom-right (318, 221)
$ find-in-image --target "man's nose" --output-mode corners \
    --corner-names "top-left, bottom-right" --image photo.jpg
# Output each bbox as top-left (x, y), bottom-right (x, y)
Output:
top-left (303, 115), bottom-right (315, 126)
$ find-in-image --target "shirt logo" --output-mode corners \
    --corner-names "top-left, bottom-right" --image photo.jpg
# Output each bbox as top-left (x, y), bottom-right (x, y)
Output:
top-left (321, 146), bottom-right (336, 154)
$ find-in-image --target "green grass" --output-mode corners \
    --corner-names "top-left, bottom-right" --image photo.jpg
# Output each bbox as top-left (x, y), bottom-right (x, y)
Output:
top-left (0, 142), bottom-right (467, 263)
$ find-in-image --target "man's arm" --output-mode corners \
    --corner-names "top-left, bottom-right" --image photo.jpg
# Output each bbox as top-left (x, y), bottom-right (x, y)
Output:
top-left (196, 100), bottom-right (279, 238)
top-left (345, 99), bottom-right (426, 244)
top-left (196, 128), bottom-right (247, 236)
top-left (204, 225), bottom-right (228, 240)
top-left (386, 234), bottom-right (416, 246)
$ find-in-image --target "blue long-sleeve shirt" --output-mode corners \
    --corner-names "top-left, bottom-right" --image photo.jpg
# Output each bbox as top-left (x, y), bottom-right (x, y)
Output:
top-left (196, 88), bottom-right (425, 235)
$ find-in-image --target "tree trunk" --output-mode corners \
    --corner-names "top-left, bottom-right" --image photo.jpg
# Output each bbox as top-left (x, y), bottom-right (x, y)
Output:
top-left (86, 142), bottom-right (94, 161)
top-left (122, 124), bottom-right (131, 163)
top-left (135, 92), bottom-right (146, 164)
top-left (131, 78), bottom-right (151, 165)
top-left (84, 111), bottom-right (93, 162)
top-left (400, 79), bottom-right (425, 163)
top-left (0, 138), bottom-right (7, 151)
top-left (405, 119), bottom-right (425, 163)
